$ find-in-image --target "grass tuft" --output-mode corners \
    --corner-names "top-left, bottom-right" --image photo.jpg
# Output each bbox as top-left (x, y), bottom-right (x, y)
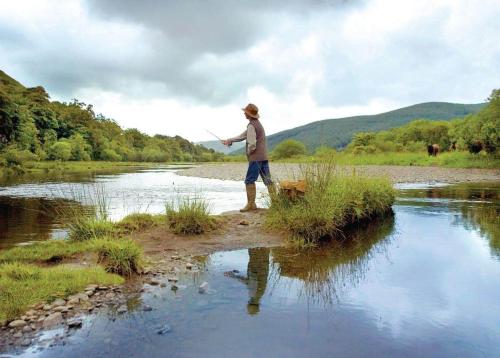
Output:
top-left (69, 217), bottom-right (117, 241)
top-left (166, 195), bottom-right (217, 235)
top-left (91, 238), bottom-right (143, 276)
top-left (116, 213), bottom-right (163, 233)
top-left (266, 162), bottom-right (395, 245)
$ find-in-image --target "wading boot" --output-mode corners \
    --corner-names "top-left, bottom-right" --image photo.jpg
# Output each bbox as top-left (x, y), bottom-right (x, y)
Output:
top-left (240, 183), bottom-right (257, 212)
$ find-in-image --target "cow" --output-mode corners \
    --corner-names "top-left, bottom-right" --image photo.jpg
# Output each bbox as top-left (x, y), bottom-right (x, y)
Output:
top-left (427, 144), bottom-right (440, 156)
top-left (449, 142), bottom-right (457, 151)
top-left (469, 141), bottom-right (483, 154)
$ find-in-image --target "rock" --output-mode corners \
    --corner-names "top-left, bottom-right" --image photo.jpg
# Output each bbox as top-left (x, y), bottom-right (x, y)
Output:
top-left (85, 284), bottom-right (98, 291)
top-left (160, 283), bottom-right (167, 288)
top-left (171, 284), bottom-right (178, 291)
top-left (105, 292), bottom-right (116, 299)
top-left (67, 298), bottom-right (79, 305)
top-left (171, 255), bottom-right (180, 260)
top-left (13, 332), bottom-right (23, 338)
top-left (21, 338), bottom-right (31, 346)
top-left (26, 310), bottom-right (36, 316)
top-left (85, 291), bottom-right (94, 297)
top-left (173, 267), bottom-right (181, 273)
top-left (116, 305), bottom-right (127, 314)
top-left (142, 305), bottom-right (153, 312)
top-left (8, 320), bottom-right (27, 328)
top-left (239, 220), bottom-right (250, 226)
top-left (186, 263), bottom-right (193, 270)
top-left (43, 312), bottom-right (63, 328)
top-left (198, 282), bottom-right (209, 294)
top-left (52, 299), bottom-right (66, 307)
top-left (157, 324), bottom-right (171, 335)
top-left (53, 306), bottom-right (69, 312)
top-left (149, 279), bottom-right (161, 286)
top-left (22, 326), bottom-right (32, 333)
top-left (67, 293), bottom-right (89, 304)
top-left (167, 277), bottom-right (178, 282)
top-left (97, 286), bottom-right (109, 290)
top-left (67, 318), bottom-right (83, 328)
top-left (43, 304), bottom-right (52, 311)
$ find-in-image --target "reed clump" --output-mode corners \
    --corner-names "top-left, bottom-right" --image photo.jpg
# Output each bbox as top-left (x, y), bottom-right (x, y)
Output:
top-left (266, 162), bottom-right (395, 245)
top-left (166, 195), bottom-right (217, 235)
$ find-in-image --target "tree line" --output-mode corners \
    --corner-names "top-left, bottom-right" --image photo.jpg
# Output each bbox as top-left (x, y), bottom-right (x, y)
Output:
top-left (0, 70), bottom-right (223, 166)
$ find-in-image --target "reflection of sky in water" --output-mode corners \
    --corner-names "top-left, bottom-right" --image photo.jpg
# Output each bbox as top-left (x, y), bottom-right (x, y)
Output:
top-left (0, 167), bottom-right (268, 219)
top-left (39, 184), bottom-right (500, 357)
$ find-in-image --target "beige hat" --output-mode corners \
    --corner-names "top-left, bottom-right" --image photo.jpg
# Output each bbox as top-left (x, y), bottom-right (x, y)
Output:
top-left (242, 103), bottom-right (259, 119)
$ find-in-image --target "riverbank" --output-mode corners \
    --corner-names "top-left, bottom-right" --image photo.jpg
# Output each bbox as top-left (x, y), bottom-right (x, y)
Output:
top-left (178, 163), bottom-right (500, 183)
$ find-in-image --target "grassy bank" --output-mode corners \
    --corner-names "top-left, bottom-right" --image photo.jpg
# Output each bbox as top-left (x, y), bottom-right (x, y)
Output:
top-left (266, 163), bottom-right (395, 245)
top-left (226, 151), bottom-right (499, 169)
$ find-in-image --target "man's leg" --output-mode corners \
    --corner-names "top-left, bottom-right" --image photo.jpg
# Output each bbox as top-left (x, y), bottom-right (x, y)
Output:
top-left (241, 161), bottom-right (259, 212)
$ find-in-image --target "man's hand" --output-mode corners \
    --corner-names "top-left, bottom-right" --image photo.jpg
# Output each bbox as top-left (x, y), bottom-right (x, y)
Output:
top-left (222, 139), bottom-right (233, 147)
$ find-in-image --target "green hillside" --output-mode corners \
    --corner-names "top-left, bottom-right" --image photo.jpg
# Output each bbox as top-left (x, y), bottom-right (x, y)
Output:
top-left (0, 70), bottom-right (222, 163)
top-left (232, 102), bottom-right (485, 154)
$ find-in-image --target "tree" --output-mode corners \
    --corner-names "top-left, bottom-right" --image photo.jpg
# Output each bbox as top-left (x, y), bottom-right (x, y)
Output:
top-left (272, 139), bottom-right (307, 159)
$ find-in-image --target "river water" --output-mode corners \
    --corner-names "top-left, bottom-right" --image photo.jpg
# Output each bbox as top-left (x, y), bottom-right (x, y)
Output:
top-left (0, 167), bottom-right (499, 357)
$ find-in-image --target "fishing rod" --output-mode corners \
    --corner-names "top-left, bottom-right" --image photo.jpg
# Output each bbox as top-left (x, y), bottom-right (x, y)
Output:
top-left (205, 129), bottom-right (224, 142)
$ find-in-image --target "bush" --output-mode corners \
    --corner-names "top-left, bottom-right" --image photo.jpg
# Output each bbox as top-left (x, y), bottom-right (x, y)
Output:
top-left (116, 213), bottom-right (163, 233)
top-left (166, 196), bottom-right (216, 235)
top-left (272, 139), bottom-right (307, 159)
top-left (69, 217), bottom-right (117, 241)
top-left (49, 141), bottom-right (72, 161)
top-left (266, 163), bottom-right (395, 245)
top-left (100, 148), bottom-right (122, 161)
top-left (2, 147), bottom-right (38, 166)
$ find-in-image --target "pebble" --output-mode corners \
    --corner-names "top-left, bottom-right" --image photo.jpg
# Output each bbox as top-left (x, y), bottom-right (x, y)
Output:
top-left (67, 318), bottom-right (83, 328)
top-left (116, 305), bottom-right (127, 314)
top-left (198, 282), bottom-right (209, 294)
top-left (239, 220), bottom-right (250, 226)
top-left (22, 326), bottom-right (32, 333)
top-left (52, 299), bottom-right (66, 307)
top-left (8, 320), bottom-right (27, 328)
top-left (21, 338), bottom-right (31, 347)
top-left (149, 279), bottom-right (161, 286)
top-left (160, 283), bottom-right (167, 288)
top-left (167, 277), bottom-right (178, 282)
top-left (171, 284), bottom-right (178, 291)
top-left (171, 255), bottom-right (180, 260)
top-left (43, 312), bottom-right (63, 328)
top-left (142, 305), bottom-right (153, 312)
top-left (186, 263), bottom-right (193, 269)
top-left (13, 332), bottom-right (23, 338)
top-left (157, 324), bottom-right (172, 335)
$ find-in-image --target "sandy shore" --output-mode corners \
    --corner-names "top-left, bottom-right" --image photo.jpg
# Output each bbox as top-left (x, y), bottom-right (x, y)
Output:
top-left (178, 163), bottom-right (500, 184)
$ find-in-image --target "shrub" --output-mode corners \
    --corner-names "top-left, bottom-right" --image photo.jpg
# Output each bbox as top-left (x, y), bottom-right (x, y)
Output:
top-left (2, 147), bottom-right (38, 166)
top-left (100, 148), bottom-right (122, 161)
top-left (49, 141), bottom-right (72, 161)
top-left (266, 163), bottom-right (395, 245)
top-left (272, 139), bottom-right (307, 159)
top-left (166, 196), bottom-right (216, 235)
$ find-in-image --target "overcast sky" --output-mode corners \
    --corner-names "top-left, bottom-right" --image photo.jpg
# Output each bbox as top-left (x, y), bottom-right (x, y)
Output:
top-left (1, 0), bottom-right (499, 141)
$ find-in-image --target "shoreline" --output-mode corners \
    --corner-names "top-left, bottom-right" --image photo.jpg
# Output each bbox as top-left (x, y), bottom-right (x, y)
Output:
top-left (178, 163), bottom-right (500, 184)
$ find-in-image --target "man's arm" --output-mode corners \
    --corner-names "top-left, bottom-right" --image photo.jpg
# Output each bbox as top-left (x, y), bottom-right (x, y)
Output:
top-left (223, 130), bottom-right (247, 146)
top-left (246, 124), bottom-right (257, 154)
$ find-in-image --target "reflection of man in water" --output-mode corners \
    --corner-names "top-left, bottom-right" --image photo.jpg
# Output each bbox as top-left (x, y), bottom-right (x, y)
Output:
top-left (225, 248), bottom-right (269, 315)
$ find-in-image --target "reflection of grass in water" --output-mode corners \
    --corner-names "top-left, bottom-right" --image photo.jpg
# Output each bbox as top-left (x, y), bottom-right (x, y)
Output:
top-left (269, 214), bottom-right (395, 306)
top-left (460, 203), bottom-right (500, 258)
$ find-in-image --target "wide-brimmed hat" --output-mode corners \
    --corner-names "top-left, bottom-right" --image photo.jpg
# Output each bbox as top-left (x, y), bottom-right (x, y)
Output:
top-left (242, 103), bottom-right (259, 119)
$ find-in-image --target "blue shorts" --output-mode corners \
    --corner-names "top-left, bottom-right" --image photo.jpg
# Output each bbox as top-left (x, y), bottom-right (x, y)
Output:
top-left (245, 161), bottom-right (273, 185)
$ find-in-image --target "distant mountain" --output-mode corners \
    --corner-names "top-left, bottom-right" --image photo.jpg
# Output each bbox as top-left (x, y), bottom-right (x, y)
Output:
top-left (231, 102), bottom-right (486, 154)
top-left (197, 139), bottom-right (245, 154)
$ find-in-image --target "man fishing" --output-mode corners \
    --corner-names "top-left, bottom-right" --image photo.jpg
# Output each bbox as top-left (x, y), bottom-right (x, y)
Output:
top-left (221, 103), bottom-right (276, 212)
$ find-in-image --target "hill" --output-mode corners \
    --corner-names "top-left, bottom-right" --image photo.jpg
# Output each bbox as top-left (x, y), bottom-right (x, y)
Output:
top-left (197, 139), bottom-right (244, 154)
top-left (231, 102), bottom-right (485, 154)
top-left (0, 70), bottom-right (222, 163)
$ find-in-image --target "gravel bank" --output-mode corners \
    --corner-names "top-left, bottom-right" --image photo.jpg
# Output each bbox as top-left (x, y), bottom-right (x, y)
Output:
top-left (178, 163), bottom-right (500, 184)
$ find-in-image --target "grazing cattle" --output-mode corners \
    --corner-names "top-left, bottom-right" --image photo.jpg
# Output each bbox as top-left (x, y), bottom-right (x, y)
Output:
top-left (427, 144), bottom-right (440, 156)
top-left (449, 142), bottom-right (457, 151)
top-left (469, 141), bottom-right (483, 154)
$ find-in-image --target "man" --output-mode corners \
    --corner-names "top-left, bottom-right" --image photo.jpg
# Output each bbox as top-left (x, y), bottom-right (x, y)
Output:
top-left (223, 103), bottom-right (275, 212)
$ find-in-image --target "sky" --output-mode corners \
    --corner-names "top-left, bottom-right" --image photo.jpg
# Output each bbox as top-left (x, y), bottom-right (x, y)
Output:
top-left (1, 0), bottom-right (499, 142)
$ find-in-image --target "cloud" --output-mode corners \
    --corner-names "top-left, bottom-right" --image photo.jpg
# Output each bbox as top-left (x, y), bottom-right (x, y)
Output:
top-left (0, 0), bottom-right (499, 141)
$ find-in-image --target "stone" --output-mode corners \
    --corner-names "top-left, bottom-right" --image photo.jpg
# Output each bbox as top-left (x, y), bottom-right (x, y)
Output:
top-left (21, 338), bottom-right (31, 347)
top-left (22, 326), bottom-right (32, 333)
top-left (116, 305), bottom-right (127, 314)
top-left (67, 298), bottom-right (79, 305)
top-left (43, 312), bottom-right (63, 328)
top-left (239, 220), bottom-right (250, 226)
top-left (105, 292), bottom-right (116, 299)
top-left (8, 320), bottom-right (27, 328)
top-left (167, 277), bottom-right (178, 283)
top-left (157, 324), bottom-right (172, 335)
top-left (149, 279), bottom-right (161, 286)
top-left (160, 283), bottom-right (167, 288)
top-left (186, 263), bottom-right (193, 270)
top-left (171, 284), bottom-right (178, 291)
top-left (67, 318), bottom-right (83, 328)
top-left (142, 305), bottom-right (153, 312)
top-left (13, 332), bottom-right (23, 338)
top-left (53, 306), bottom-right (69, 312)
top-left (85, 284), bottom-right (98, 291)
top-left (52, 299), bottom-right (66, 307)
top-left (85, 291), bottom-right (94, 297)
top-left (97, 286), bottom-right (109, 290)
top-left (198, 282), bottom-right (209, 294)
top-left (43, 304), bottom-right (52, 311)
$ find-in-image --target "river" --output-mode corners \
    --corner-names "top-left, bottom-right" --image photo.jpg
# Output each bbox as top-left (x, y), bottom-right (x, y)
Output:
top-left (0, 166), bottom-right (498, 357)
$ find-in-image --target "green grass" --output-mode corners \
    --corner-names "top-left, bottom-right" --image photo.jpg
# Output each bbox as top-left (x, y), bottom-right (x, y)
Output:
top-left (0, 262), bottom-right (123, 324)
top-left (116, 213), bottom-right (164, 234)
top-left (69, 217), bottom-right (118, 241)
top-left (266, 163), bottom-right (395, 245)
top-left (270, 151), bottom-right (499, 169)
top-left (0, 238), bottom-right (143, 276)
top-left (166, 196), bottom-right (217, 235)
